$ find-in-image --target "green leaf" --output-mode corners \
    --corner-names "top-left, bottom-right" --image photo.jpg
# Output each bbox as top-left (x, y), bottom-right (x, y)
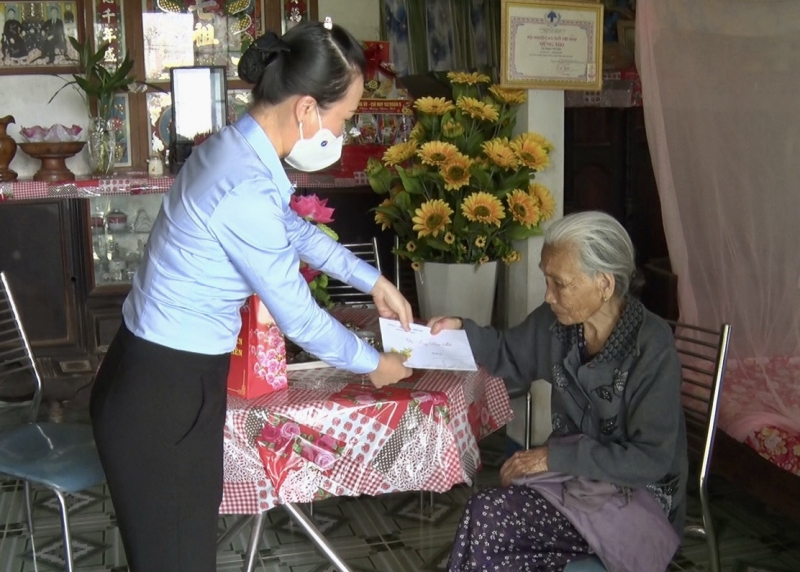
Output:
top-left (426, 238), bottom-right (451, 251)
top-left (396, 165), bottom-right (425, 195)
top-left (392, 191), bottom-right (412, 211)
top-left (470, 163), bottom-right (493, 190)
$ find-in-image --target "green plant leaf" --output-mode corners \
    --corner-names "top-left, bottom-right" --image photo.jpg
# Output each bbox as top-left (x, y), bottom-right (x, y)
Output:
top-left (396, 165), bottom-right (424, 195)
top-left (426, 238), bottom-right (450, 251)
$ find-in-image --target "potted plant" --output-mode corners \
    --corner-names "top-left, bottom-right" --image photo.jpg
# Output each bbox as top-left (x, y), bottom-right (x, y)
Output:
top-left (50, 37), bottom-right (136, 176)
top-left (366, 71), bottom-right (556, 324)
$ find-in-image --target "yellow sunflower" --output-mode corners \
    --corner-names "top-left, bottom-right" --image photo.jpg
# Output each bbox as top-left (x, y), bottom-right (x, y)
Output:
top-left (514, 131), bottom-right (554, 153)
top-left (482, 138), bottom-right (519, 170)
top-left (474, 236), bottom-right (486, 248)
top-left (440, 154), bottom-right (472, 191)
top-left (374, 199), bottom-right (393, 231)
top-left (502, 250), bottom-right (521, 264)
top-left (412, 199), bottom-right (453, 238)
top-left (414, 96), bottom-right (456, 115)
top-left (442, 117), bottom-right (465, 138)
top-left (511, 136), bottom-right (550, 171)
top-left (488, 86), bottom-right (527, 105)
top-left (506, 189), bottom-right (541, 228)
top-left (406, 241), bottom-right (417, 252)
top-left (457, 97), bottom-right (500, 122)
top-left (529, 182), bottom-right (556, 221)
top-left (417, 141), bottom-right (460, 167)
top-left (382, 140), bottom-right (418, 166)
top-left (479, 255), bottom-right (490, 264)
top-left (409, 122), bottom-right (425, 142)
top-left (411, 262), bottom-right (421, 271)
top-left (444, 232), bottom-right (455, 244)
top-left (447, 71), bottom-right (491, 85)
top-left (462, 192), bottom-right (505, 227)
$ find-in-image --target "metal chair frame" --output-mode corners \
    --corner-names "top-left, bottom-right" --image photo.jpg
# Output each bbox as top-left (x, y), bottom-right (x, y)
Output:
top-left (0, 271), bottom-right (104, 572)
top-left (327, 237), bottom-right (382, 307)
top-left (669, 319), bottom-right (731, 572)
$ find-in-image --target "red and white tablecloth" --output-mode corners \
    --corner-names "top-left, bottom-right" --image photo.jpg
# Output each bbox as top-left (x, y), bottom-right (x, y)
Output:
top-left (219, 309), bottom-right (513, 515)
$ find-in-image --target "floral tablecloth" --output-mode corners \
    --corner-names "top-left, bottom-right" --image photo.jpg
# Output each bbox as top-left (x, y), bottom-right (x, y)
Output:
top-left (720, 357), bottom-right (800, 476)
top-left (219, 309), bottom-right (513, 514)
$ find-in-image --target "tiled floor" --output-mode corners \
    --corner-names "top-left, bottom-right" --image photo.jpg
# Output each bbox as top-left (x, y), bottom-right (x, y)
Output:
top-left (1, 398), bottom-right (799, 572)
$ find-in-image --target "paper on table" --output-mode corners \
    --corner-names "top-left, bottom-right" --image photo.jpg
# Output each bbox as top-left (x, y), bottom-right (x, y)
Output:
top-left (378, 318), bottom-right (478, 371)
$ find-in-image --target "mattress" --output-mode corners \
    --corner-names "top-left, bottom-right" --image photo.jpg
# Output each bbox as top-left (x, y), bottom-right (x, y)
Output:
top-left (719, 357), bottom-right (800, 477)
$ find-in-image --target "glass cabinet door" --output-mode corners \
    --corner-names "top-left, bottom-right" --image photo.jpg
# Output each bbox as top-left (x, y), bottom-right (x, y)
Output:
top-left (88, 194), bottom-right (164, 290)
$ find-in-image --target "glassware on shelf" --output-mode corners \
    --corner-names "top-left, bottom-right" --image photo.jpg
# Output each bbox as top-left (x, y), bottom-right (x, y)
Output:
top-left (107, 209), bottom-right (128, 232)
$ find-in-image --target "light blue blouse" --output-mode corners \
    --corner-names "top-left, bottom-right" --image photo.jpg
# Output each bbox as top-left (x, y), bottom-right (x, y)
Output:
top-left (122, 113), bottom-right (381, 374)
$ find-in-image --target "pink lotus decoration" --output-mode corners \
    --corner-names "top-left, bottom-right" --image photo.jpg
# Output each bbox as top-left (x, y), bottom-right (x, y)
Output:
top-left (290, 195), bottom-right (335, 224)
top-left (299, 264), bottom-right (322, 283)
top-left (20, 124), bottom-right (83, 143)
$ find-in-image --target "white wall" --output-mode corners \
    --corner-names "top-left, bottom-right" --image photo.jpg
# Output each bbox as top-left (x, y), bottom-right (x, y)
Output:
top-left (1, 75), bottom-right (91, 178)
top-left (318, 0), bottom-right (381, 41)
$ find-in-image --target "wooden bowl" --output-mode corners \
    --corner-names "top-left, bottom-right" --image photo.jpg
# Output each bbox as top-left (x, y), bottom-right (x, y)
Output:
top-left (19, 141), bottom-right (86, 182)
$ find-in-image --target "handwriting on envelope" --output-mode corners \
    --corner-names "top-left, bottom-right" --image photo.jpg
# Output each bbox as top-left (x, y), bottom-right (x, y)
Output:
top-left (378, 318), bottom-right (478, 371)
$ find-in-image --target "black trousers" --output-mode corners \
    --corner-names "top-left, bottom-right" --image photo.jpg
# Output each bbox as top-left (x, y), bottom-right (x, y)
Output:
top-left (90, 325), bottom-right (230, 572)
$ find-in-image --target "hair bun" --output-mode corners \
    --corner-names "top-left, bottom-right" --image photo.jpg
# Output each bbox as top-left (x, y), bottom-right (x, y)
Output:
top-left (237, 32), bottom-right (290, 84)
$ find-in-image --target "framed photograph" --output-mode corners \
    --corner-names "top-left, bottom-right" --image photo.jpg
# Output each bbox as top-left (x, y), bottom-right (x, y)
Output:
top-left (0, 0), bottom-right (83, 73)
top-left (617, 19), bottom-right (635, 52)
top-left (500, 0), bottom-right (604, 91)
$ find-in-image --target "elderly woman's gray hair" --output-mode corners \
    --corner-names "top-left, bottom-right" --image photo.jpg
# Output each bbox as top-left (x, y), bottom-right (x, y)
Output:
top-left (544, 211), bottom-right (636, 298)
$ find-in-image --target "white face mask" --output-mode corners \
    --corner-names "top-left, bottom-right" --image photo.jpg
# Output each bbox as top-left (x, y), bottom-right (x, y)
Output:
top-left (284, 107), bottom-right (343, 172)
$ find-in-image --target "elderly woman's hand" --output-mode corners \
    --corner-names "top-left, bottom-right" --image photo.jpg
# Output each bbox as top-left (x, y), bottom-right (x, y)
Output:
top-left (427, 316), bottom-right (463, 334)
top-left (499, 446), bottom-right (549, 486)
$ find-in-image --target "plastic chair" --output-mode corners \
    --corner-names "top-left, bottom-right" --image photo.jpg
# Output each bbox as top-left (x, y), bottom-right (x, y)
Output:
top-left (0, 271), bottom-right (105, 572)
top-left (565, 319), bottom-right (731, 572)
top-left (328, 237), bottom-right (382, 306)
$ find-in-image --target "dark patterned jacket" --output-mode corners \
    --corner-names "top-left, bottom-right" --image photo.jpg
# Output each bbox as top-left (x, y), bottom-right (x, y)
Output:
top-left (463, 297), bottom-right (687, 536)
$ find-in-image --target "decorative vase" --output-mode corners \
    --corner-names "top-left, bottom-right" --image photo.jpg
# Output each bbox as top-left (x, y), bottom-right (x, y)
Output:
top-left (18, 142), bottom-right (86, 181)
top-left (0, 115), bottom-right (18, 181)
top-left (414, 261), bottom-right (499, 326)
top-left (87, 117), bottom-right (117, 176)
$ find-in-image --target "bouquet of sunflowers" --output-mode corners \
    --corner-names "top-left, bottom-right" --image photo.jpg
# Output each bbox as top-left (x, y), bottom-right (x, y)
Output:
top-left (367, 72), bottom-right (555, 268)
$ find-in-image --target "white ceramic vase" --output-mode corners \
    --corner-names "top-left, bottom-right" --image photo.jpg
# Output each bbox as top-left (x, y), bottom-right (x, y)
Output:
top-left (414, 261), bottom-right (498, 326)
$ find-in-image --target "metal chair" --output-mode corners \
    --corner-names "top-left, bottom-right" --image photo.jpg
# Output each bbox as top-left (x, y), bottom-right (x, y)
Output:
top-left (564, 319), bottom-right (731, 572)
top-left (328, 237), bottom-right (382, 306)
top-left (670, 319), bottom-right (731, 572)
top-left (0, 271), bottom-right (105, 572)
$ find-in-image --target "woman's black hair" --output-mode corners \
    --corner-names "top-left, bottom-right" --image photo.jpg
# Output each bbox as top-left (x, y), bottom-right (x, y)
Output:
top-left (238, 22), bottom-right (366, 110)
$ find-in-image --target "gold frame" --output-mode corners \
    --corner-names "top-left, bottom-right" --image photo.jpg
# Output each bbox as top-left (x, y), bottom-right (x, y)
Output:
top-left (500, 0), bottom-right (604, 91)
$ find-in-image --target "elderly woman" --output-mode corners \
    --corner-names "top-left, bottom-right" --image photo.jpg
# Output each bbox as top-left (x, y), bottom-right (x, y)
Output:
top-left (431, 211), bottom-right (686, 572)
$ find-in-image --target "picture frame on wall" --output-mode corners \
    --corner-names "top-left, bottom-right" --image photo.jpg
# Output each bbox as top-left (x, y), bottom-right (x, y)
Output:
top-left (617, 19), bottom-right (635, 53)
top-left (500, 0), bottom-right (604, 91)
top-left (0, 0), bottom-right (83, 73)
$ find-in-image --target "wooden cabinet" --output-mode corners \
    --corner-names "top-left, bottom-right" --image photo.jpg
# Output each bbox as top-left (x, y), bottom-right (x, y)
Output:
top-left (564, 106), bottom-right (677, 318)
top-left (0, 199), bottom-right (85, 356)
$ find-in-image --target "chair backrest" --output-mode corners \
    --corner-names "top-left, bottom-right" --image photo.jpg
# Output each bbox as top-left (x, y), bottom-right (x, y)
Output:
top-left (327, 238), bottom-right (382, 306)
top-left (0, 271), bottom-right (43, 423)
top-left (668, 320), bottom-right (732, 490)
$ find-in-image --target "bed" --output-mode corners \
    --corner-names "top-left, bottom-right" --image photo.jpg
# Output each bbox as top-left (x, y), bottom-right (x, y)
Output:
top-left (712, 356), bottom-right (800, 520)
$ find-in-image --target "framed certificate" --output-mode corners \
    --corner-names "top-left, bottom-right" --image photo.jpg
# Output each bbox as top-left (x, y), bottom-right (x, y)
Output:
top-left (501, 0), bottom-right (604, 91)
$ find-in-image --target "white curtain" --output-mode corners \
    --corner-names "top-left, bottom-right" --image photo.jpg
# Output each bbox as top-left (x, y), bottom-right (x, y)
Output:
top-left (636, 0), bottom-right (800, 438)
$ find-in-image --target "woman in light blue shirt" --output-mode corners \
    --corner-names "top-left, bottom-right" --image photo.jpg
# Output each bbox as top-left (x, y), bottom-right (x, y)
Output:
top-left (90, 22), bottom-right (413, 572)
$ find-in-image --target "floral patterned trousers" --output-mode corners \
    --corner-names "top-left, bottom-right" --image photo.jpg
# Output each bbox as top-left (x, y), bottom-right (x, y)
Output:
top-left (448, 485), bottom-right (591, 572)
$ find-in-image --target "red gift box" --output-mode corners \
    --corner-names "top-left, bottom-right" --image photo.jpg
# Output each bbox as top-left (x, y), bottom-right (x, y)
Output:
top-left (227, 295), bottom-right (288, 400)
